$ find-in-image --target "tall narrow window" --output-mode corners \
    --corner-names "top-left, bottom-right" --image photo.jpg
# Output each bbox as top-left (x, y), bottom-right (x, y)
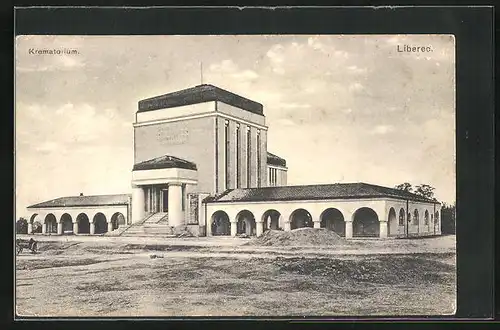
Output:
top-left (224, 120), bottom-right (230, 190)
top-left (246, 126), bottom-right (251, 187)
top-left (181, 184), bottom-right (186, 211)
top-left (257, 130), bottom-right (261, 187)
top-left (236, 123), bottom-right (240, 188)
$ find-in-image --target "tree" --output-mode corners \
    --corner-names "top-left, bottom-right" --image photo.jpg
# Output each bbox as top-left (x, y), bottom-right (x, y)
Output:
top-left (16, 217), bottom-right (28, 234)
top-left (394, 182), bottom-right (413, 192)
top-left (441, 202), bottom-right (456, 234)
top-left (414, 184), bottom-right (436, 199)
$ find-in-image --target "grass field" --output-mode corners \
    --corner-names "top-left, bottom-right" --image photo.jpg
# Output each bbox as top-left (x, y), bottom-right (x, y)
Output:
top-left (15, 234), bottom-right (456, 317)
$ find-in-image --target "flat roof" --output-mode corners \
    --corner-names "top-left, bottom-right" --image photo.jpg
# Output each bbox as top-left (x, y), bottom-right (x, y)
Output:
top-left (27, 194), bottom-right (131, 209)
top-left (205, 182), bottom-right (440, 204)
top-left (138, 84), bottom-right (264, 115)
top-left (267, 151), bottom-right (287, 168)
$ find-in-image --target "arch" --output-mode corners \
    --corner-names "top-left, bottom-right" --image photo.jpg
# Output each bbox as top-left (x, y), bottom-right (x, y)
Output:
top-left (424, 210), bottom-right (430, 226)
top-left (261, 209), bottom-right (281, 231)
top-left (413, 209), bottom-right (419, 225)
top-left (398, 208), bottom-right (405, 226)
top-left (352, 207), bottom-right (379, 237)
top-left (29, 213), bottom-right (39, 224)
top-left (387, 207), bottom-right (397, 236)
top-left (236, 210), bottom-right (256, 236)
top-left (93, 213), bottom-right (107, 234)
top-left (30, 214), bottom-right (43, 233)
top-left (434, 211), bottom-right (440, 231)
top-left (211, 211), bottom-right (231, 236)
top-left (110, 212), bottom-right (126, 231)
top-left (44, 214), bottom-right (57, 234)
top-left (320, 208), bottom-right (345, 236)
top-left (76, 213), bottom-right (90, 234)
top-left (60, 213), bottom-right (73, 235)
top-left (290, 209), bottom-right (313, 230)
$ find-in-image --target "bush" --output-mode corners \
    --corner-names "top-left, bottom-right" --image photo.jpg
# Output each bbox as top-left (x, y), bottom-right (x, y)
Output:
top-left (32, 221), bottom-right (43, 233)
top-left (16, 218), bottom-right (28, 234)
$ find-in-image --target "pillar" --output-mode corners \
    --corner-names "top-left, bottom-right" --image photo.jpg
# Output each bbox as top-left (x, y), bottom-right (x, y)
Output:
top-left (313, 220), bottom-right (321, 229)
top-left (90, 222), bottom-right (95, 235)
top-left (107, 221), bottom-right (113, 233)
top-left (168, 183), bottom-right (183, 227)
top-left (41, 222), bottom-right (46, 234)
top-left (283, 221), bottom-right (291, 232)
top-left (73, 222), bottom-right (79, 235)
top-left (379, 221), bottom-right (388, 238)
top-left (345, 220), bottom-right (353, 239)
top-left (131, 185), bottom-right (145, 224)
top-left (27, 223), bottom-right (33, 234)
top-left (230, 220), bottom-right (237, 237)
top-left (256, 221), bottom-right (264, 237)
top-left (57, 222), bottom-right (63, 235)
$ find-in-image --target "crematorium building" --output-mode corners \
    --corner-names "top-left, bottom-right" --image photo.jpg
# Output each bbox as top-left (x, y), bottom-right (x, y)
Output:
top-left (26, 84), bottom-right (442, 239)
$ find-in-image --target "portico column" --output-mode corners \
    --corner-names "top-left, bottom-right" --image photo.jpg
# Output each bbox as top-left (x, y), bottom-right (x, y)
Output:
top-left (107, 221), bottom-right (113, 233)
top-left (256, 220), bottom-right (264, 237)
top-left (57, 222), bottom-right (63, 235)
top-left (379, 221), bottom-right (388, 238)
top-left (313, 220), bottom-right (321, 229)
top-left (168, 183), bottom-right (183, 227)
top-left (73, 221), bottom-right (79, 235)
top-left (41, 222), bottom-right (46, 234)
top-left (90, 222), bottom-right (95, 235)
top-left (27, 223), bottom-right (33, 234)
top-left (283, 221), bottom-right (291, 231)
top-left (345, 220), bottom-right (353, 239)
top-left (230, 220), bottom-right (237, 237)
top-left (132, 184), bottom-right (145, 224)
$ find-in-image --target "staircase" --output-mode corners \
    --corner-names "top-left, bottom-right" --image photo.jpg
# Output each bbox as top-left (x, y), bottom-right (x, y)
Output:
top-left (118, 212), bottom-right (175, 237)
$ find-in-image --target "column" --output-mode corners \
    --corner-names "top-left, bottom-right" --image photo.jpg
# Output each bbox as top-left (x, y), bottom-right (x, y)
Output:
top-left (230, 220), bottom-right (237, 237)
top-left (256, 220), bottom-right (264, 237)
top-left (345, 220), bottom-right (353, 239)
top-left (313, 220), bottom-right (321, 229)
top-left (107, 221), bottom-right (113, 233)
top-left (379, 221), bottom-right (388, 238)
top-left (90, 222), bottom-right (95, 235)
top-left (27, 223), bottom-right (33, 235)
top-left (41, 222), bottom-right (46, 234)
top-left (168, 183), bottom-right (183, 227)
top-left (283, 221), bottom-right (291, 231)
top-left (57, 222), bottom-right (63, 235)
top-left (132, 185), bottom-right (145, 224)
top-left (73, 221), bottom-right (79, 235)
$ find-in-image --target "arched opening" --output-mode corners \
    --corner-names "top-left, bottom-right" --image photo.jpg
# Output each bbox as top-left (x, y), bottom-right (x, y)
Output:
top-left (76, 213), bottom-right (90, 234)
top-left (352, 207), bottom-right (379, 237)
top-left (29, 213), bottom-right (38, 224)
top-left (413, 209), bottom-right (419, 226)
top-left (44, 214), bottom-right (57, 234)
top-left (320, 208), bottom-right (345, 236)
top-left (93, 213), bottom-right (107, 234)
top-left (398, 208), bottom-right (405, 226)
top-left (236, 210), bottom-right (256, 236)
top-left (30, 214), bottom-right (43, 233)
top-left (60, 213), bottom-right (73, 235)
top-left (261, 209), bottom-right (281, 231)
top-left (387, 207), bottom-right (397, 236)
top-left (434, 211), bottom-right (440, 231)
top-left (110, 212), bottom-right (125, 231)
top-left (211, 211), bottom-right (231, 236)
top-left (290, 209), bottom-right (313, 230)
top-left (424, 210), bottom-right (430, 227)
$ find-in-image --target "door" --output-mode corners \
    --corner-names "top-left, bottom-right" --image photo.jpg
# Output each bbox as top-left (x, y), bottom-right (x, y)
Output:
top-left (162, 188), bottom-right (169, 212)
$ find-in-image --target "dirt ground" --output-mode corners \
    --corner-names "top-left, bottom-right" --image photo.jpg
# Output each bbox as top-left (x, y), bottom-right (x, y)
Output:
top-left (15, 234), bottom-right (456, 317)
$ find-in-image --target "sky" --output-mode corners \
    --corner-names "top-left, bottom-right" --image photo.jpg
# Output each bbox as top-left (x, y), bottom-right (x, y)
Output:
top-left (15, 35), bottom-right (456, 218)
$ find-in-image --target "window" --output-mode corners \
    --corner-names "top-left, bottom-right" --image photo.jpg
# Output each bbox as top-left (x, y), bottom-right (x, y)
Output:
top-left (257, 130), bottom-right (261, 187)
top-left (224, 120), bottom-right (229, 190)
top-left (246, 126), bottom-right (251, 187)
top-left (398, 209), bottom-right (405, 226)
top-left (424, 210), bottom-right (429, 225)
top-left (181, 184), bottom-right (186, 211)
top-left (413, 209), bottom-right (419, 225)
top-left (236, 123), bottom-right (240, 188)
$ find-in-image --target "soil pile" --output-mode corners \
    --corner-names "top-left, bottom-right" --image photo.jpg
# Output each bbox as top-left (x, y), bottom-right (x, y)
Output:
top-left (246, 228), bottom-right (349, 247)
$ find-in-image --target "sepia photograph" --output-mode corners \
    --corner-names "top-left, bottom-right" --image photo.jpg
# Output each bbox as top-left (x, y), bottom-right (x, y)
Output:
top-left (15, 34), bottom-right (456, 317)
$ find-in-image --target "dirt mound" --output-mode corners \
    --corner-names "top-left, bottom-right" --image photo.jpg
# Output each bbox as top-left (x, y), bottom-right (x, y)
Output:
top-left (246, 228), bottom-right (349, 247)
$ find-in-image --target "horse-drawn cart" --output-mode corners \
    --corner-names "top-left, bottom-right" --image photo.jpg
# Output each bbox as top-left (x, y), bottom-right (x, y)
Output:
top-left (16, 238), bottom-right (38, 254)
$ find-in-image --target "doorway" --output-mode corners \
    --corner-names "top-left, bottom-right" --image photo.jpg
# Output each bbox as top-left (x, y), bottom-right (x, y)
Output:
top-left (162, 188), bottom-right (169, 212)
